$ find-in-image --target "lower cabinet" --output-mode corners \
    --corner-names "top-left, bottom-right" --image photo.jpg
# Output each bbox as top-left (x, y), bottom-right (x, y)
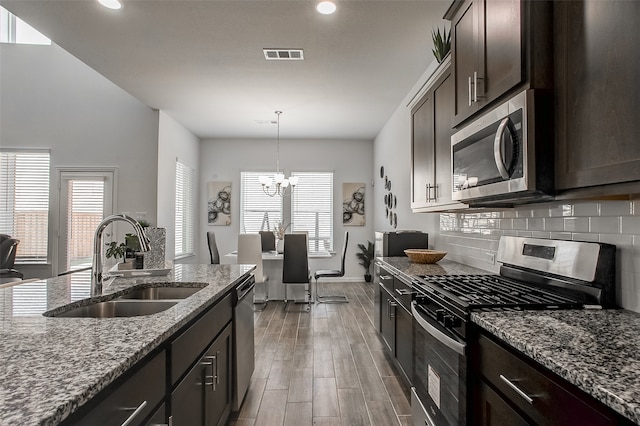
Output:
top-left (67, 349), bottom-right (166, 426)
top-left (471, 331), bottom-right (625, 426)
top-left (378, 278), bottom-right (412, 387)
top-left (171, 323), bottom-right (232, 426)
top-left (379, 284), bottom-right (396, 355)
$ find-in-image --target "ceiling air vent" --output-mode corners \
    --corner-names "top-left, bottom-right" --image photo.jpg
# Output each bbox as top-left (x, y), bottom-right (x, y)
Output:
top-left (263, 49), bottom-right (304, 61)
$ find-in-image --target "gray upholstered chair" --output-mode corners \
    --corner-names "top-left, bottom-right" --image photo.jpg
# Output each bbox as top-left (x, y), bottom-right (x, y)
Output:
top-left (207, 231), bottom-right (220, 264)
top-left (259, 230), bottom-right (276, 252)
top-left (282, 233), bottom-right (311, 312)
top-left (313, 231), bottom-right (349, 303)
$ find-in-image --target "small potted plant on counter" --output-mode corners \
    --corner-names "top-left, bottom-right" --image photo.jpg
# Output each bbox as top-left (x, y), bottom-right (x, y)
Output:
top-left (357, 240), bottom-right (375, 283)
top-left (106, 240), bottom-right (129, 269)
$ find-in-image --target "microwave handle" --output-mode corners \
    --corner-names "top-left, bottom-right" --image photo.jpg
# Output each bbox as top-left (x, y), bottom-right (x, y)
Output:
top-left (494, 117), bottom-right (514, 179)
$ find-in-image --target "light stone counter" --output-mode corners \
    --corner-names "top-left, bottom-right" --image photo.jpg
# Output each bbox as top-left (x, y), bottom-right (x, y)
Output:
top-left (0, 263), bottom-right (254, 425)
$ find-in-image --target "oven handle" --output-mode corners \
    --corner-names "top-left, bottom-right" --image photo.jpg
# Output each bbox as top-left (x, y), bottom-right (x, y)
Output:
top-left (494, 117), bottom-right (514, 179)
top-left (411, 301), bottom-right (466, 356)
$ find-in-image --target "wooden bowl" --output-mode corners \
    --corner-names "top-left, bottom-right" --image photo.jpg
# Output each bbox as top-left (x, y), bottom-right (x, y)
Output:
top-left (404, 249), bottom-right (447, 264)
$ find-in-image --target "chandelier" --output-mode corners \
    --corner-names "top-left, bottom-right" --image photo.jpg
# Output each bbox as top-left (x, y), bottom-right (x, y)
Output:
top-left (259, 111), bottom-right (298, 197)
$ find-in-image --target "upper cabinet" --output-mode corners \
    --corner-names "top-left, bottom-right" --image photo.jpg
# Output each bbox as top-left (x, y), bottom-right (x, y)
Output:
top-left (411, 56), bottom-right (467, 213)
top-left (448, 0), bottom-right (552, 127)
top-left (554, 0), bottom-right (640, 195)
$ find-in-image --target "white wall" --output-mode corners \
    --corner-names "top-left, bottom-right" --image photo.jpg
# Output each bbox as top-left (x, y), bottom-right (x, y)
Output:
top-left (157, 111), bottom-right (200, 264)
top-left (199, 138), bottom-right (374, 279)
top-left (1, 43), bottom-right (160, 278)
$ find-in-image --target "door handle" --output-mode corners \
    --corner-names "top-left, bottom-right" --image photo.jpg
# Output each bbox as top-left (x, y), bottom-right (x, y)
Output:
top-left (468, 76), bottom-right (473, 106)
top-left (120, 400), bottom-right (147, 426)
top-left (499, 375), bottom-right (534, 404)
top-left (494, 117), bottom-right (515, 179)
top-left (389, 301), bottom-right (397, 319)
top-left (203, 355), bottom-right (216, 390)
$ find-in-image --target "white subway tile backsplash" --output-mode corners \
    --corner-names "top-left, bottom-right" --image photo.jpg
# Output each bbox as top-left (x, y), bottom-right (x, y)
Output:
top-left (589, 216), bottom-right (621, 234)
top-left (573, 201), bottom-right (600, 217)
top-left (437, 199), bottom-right (640, 313)
top-left (564, 217), bottom-right (589, 233)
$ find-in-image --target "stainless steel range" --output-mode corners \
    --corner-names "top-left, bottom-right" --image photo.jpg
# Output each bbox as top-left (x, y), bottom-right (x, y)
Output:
top-left (410, 236), bottom-right (616, 426)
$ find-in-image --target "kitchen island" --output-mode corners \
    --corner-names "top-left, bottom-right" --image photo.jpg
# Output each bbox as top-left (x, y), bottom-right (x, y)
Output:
top-left (0, 263), bottom-right (254, 425)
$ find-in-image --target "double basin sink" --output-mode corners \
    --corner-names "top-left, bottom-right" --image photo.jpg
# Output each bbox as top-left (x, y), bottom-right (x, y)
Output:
top-left (43, 284), bottom-right (208, 319)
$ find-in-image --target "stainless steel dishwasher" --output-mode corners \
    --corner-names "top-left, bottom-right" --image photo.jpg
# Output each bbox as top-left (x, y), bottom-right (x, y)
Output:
top-left (232, 274), bottom-right (255, 411)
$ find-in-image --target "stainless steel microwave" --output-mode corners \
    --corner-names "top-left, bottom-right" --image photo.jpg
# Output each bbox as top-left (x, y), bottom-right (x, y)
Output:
top-left (450, 89), bottom-right (554, 206)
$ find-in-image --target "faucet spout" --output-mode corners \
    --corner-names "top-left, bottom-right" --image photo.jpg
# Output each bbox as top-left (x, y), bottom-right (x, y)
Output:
top-left (91, 214), bottom-right (151, 296)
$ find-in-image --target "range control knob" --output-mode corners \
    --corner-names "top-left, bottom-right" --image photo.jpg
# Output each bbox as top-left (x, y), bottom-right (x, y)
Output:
top-left (443, 315), bottom-right (461, 328)
top-left (435, 309), bottom-right (446, 322)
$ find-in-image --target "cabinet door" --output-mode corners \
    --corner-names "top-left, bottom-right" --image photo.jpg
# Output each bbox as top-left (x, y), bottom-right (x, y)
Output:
top-left (411, 92), bottom-right (435, 209)
top-left (205, 323), bottom-right (232, 426)
top-left (171, 354), bottom-right (207, 425)
top-left (452, 0), bottom-right (479, 124)
top-left (380, 285), bottom-right (396, 355)
top-left (473, 381), bottom-right (531, 426)
top-left (481, 0), bottom-right (523, 105)
top-left (432, 67), bottom-right (457, 207)
top-left (555, 0), bottom-right (640, 191)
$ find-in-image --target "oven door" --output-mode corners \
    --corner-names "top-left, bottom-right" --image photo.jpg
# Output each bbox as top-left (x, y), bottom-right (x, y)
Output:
top-left (451, 90), bottom-right (530, 202)
top-left (412, 301), bottom-right (467, 426)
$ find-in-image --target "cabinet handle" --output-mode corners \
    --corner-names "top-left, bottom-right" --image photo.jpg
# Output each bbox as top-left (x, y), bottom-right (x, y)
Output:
top-left (215, 350), bottom-right (221, 386)
top-left (468, 76), bottom-right (473, 106)
top-left (203, 355), bottom-right (216, 390)
top-left (473, 71), bottom-right (479, 103)
top-left (499, 374), bottom-right (534, 404)
top-left (389, 301), bottom-right (397, 319)
top-left (120, 400), bottom-right (147, 426)
top-left (395, 288), bottom-right (414, 296)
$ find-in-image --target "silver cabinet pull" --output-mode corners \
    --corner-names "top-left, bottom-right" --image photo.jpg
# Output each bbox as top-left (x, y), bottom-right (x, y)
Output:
top-left (203, 355), bottom-right (216, 389)
top-left (120, 400), bottom-right (147, 426)
top-left (389, 301), bottom-right (397, 319)
top-left (468, 76), bottom-right (473, 106)
top-left (499, 374), bottom-right (534, 404)
top-left (214, 350), bottom-right (220, 386)
top-left (395, 288), bottom-right (414, 296)
top-left (473, 71), bottom-right (479, 102)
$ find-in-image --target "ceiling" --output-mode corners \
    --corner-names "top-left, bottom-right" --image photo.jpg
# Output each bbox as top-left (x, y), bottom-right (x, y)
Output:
top-left (2, 0), bottom-right (451, 140)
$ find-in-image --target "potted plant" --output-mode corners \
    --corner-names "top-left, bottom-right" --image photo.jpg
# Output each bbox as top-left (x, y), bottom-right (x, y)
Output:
top-left (105, 240), bottom-right (127, 266)
top-left (431, 25), bottom-right (451, 63)
top-left (356, 240), bottom-right (375, 283)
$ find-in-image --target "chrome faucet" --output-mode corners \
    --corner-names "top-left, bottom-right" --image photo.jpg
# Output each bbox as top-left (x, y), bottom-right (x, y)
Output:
top-left (91, 214), bottom-right (151, 296)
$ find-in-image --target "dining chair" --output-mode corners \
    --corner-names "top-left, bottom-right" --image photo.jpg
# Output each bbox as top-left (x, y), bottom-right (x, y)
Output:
top-left (259, 230), bottom-right (276, 252)
top-left (238, 233), bottom-right (269, 309)
top-left (313, 231), bottom-right (349, 303)
top-left (282, 233), bottom-right (311, 312)
top-left (207, 231), bottom-right (220, 264)
top-left (0, 235), bottom-right (23, 282)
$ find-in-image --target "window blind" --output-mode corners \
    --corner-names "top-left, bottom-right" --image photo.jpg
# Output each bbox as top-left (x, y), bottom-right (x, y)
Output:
top-left (0, 151), bottom-right (50, 262)
top-left (175, 160), bottom-right (195, 257)
top-left (65, 179), bottom-right (104, 271)
top-left (240, 172), bottom-right (283, 234)
top-left (291, 172), bottom-right (333, 253)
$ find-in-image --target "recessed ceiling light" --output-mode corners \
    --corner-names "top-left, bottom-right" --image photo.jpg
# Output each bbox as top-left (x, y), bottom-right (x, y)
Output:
top-left (98, 0), bottom-right (122, 10)
top-left (316, 1), bottom-right (337, 15)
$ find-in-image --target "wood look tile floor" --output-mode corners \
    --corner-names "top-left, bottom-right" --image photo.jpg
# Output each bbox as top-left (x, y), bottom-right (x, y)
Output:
top-left (227, 282), bottom-right (412, 426)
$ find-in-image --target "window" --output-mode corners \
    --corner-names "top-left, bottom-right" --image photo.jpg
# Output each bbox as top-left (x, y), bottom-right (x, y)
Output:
top-left (240, 172), bottom-right (282, 233)
top-left (0, 150), bottom-right (50, 263)
top-left (291, 172), bottom-right (333, 253)
top-left (175, 160), bottom-right (195, 258)
top-left (0, 6), bottom-right (51, 45)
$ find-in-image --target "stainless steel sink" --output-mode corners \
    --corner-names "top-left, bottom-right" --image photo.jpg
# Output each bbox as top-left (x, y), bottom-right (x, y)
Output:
top-left (45, 300), bottom-right (178, 318)
top-left (115, 286), bottom-right (204, 300)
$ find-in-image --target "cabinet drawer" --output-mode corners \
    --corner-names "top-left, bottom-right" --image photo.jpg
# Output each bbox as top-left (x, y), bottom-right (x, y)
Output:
top-left (74, 350), bottom-right (166, 426)
top-left (477, 334), bottom-right (616, 426)
top-left (171, 293), bottom-right (232, 385)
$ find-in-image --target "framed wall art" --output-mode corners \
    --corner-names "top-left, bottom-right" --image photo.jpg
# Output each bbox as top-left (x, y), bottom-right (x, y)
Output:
top-left (207, 181), bottom-right (231, 225)
top-left (343, 182), bottom-right (365, 226)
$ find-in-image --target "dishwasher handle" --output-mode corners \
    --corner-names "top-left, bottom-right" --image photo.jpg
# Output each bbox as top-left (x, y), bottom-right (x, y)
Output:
top-left (237, 277), bottom-right (256, 301)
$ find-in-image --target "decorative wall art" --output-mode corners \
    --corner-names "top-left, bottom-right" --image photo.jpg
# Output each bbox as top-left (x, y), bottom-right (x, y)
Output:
top-left (343, 182), bottom-right (365, 226)
top-left (207, 181), bottom-right (231, 225)
top-left (379, 166), bottom-right (398, 228)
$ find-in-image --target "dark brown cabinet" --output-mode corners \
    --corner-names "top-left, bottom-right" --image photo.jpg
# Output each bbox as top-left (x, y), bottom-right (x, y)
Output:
top-left (554, 0), bottom-right (640, 194)
top-left (448, 0), bottom-right (552, 127)
top-left (411, 56), bottom-right (466, 212)
top-left (379, 284), bottom-right (396, 355)
top-left (171, 323), bottom-right (232, 426)
top-left (471, 331), bottom-right (621, 426)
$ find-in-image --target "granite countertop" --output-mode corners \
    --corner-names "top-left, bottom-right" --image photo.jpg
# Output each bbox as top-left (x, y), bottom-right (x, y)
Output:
top-left (472, 310), bottom-right (640, 424)
top-left (376, 257), bottom-right (493, 281)
top-left (0, 263), bottom-right (254, 426)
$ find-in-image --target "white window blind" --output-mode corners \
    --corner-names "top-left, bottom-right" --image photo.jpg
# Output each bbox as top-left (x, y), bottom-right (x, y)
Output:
top-left (0, 6), bottom-right (51, 45)
top-left (65, 179), bottom-right (104, 271)
top-left (175, 160), bottom-right (195, 258)
top-left (0, 150), bottom-right (50, 262)
top-left (291, 172), bottom-right (333, 253)
top-left (240, 172), bottom-right (283, 233)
